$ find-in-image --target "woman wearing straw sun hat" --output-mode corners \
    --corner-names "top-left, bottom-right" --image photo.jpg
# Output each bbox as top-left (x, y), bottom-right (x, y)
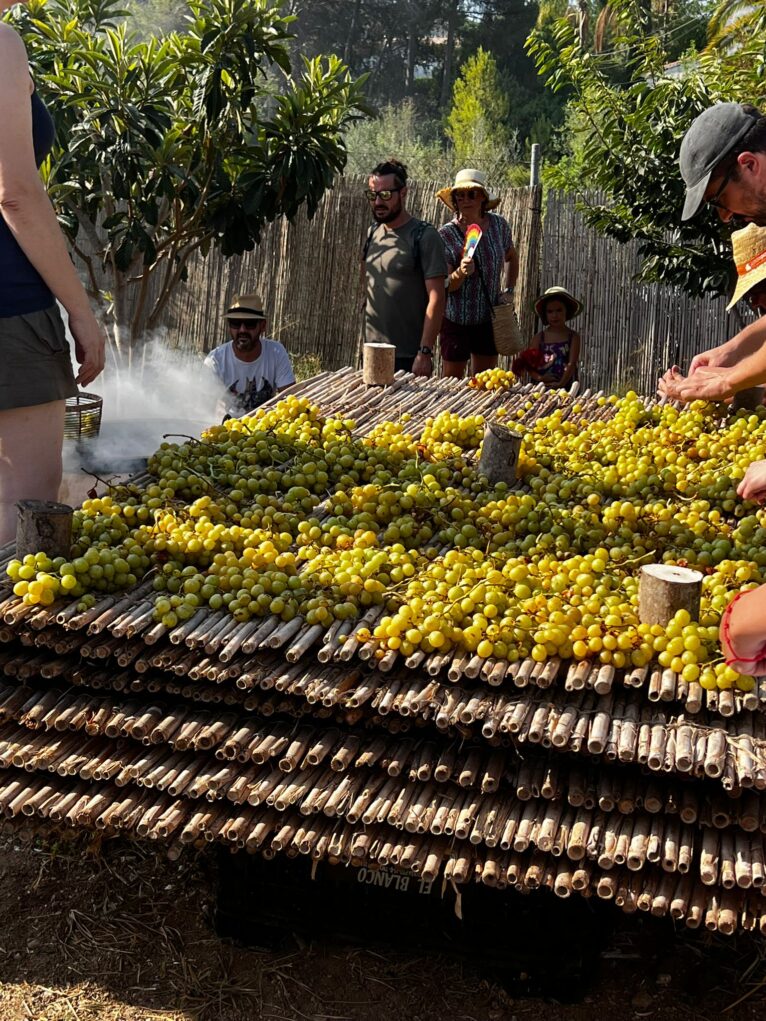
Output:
top-left (436, 168), bottom-right (519, 378)
top-left (519, 286), bottom-right (582, 389)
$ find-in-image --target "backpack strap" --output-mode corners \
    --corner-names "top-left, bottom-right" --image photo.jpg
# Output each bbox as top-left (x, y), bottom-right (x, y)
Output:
top-left (362, 222), bottom-right (378, 261)
top-left (411, 219), bottom-right (428, 270)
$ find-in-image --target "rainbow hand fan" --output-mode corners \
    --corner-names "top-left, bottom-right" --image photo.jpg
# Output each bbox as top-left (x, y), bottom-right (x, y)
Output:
top-left (462, 223), bottom-right (483, 259)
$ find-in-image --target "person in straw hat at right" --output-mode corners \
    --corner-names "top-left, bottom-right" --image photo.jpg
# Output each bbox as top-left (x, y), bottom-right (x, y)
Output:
top-left (719, 224), bottom-right (766, 683)
top-left (723, 223), bottom-right (766, 508)
top-left (521, 285), bottom-right (582, 389)
top-left (660, 221), bottom-right (766, 407)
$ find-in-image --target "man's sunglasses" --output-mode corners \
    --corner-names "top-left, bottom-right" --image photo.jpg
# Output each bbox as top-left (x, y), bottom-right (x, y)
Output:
top-left (228, 318), bottom-right (261, 329)
top-left (364, 187), bottom-right (402, 201)
top-left (706, 162), bottom-right (738, 210)
top-left (453, 188), bottom-right (479, 200)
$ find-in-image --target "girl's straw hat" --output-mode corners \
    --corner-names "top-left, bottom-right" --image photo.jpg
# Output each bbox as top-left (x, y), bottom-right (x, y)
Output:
top-left (436, 169), bottom-right (500, 211)
top-left (534, 286), bottom-right (582, 320)
top-left (727, 223), bottom-right (766, 310)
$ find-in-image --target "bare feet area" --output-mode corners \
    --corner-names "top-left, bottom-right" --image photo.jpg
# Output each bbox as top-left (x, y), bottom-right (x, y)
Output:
top-left (0, 832), bottom-right (762, 1021)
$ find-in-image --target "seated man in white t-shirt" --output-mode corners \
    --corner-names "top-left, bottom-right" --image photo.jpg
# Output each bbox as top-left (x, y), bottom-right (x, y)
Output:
top-left (204, 291), bottom-right (296, 417)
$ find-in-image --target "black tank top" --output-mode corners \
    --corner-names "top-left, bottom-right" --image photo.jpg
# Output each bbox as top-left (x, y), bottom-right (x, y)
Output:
top-left (0, 90), bottom-right (55, 317)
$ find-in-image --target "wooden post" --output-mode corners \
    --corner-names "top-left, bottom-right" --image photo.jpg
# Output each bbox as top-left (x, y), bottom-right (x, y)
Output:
top-left (478, 422), bottom-right (523, 486)
top-left (362, 343), bottom-right (395, 385)
top-left (731, 387), bottom-right (765, 413)
top-left (529, 143), bottom-right (541, 188)
top-left (16, 500), bottom-right (73, 559)
top-left (638, 564), bottom-right (702, 625)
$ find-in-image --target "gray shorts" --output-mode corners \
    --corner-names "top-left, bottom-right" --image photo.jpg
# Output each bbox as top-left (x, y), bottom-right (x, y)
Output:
top-left (0, 305), bottom-right (77, 411)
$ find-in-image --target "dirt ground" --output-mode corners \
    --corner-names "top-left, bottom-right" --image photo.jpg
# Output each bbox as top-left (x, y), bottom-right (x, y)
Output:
top-left (0, 831), bottom-right (763, 1021)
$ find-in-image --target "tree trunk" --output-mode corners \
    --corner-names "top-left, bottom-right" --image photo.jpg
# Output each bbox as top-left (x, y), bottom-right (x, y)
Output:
top-left (406, 2), bottom-right (418, 92)
top-left (577, 0), bottom-right (588, 49)
top-left (440, 0), bottom-right (459, 108)
top-left (343, 0), bottom-right (362, 66)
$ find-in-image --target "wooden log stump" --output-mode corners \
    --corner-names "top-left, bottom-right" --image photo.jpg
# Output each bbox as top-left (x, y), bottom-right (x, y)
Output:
top-left (639, 564), bottom-right (702, 626)
top-left (478, 422), bottom-right (523, 486)
top-left (731, 387), bottom-right (765, 413)
top-left (16, 500), bottom-right (73, 559)
top-left (362, 343), bottom-right (395, 386)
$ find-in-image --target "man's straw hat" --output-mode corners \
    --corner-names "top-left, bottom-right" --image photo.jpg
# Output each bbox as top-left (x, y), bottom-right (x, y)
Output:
top-left (224, 292), bottom-right (266, 320)
top-left (436, 169), bottom-right (500, 211)
top-left (727, 223), bottom-right (766, 310)
top-left (534, 286), bottom-right (582, 320)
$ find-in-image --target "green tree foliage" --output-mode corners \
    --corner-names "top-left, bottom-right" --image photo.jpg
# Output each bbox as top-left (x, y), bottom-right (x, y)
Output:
top-left (289, 0), bottom-right (559, 152)
top-left (123, 0), bottom-right (187, 39)
top-left (527, 11), bottom-right (766, 299)
top-left (343, 99), bottom-right (451, 179)
top-left (446, 47), bottom-right (516, 171)
top-left (9, 0), bottom-right (369, 361)
top-left (706, 0), bottom-right (766, 53)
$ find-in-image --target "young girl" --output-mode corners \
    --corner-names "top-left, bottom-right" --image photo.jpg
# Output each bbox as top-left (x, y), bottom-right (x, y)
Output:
top-left (527, 286), bottom-right (582, 388)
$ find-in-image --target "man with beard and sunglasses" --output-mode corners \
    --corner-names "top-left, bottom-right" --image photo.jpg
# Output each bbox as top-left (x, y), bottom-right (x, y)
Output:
top-left (659, 103), bottom-right (766, 402)
top-left (205, 292), bottom-right (295, 419)
top-left (362, 158), bottom-right (446, 376)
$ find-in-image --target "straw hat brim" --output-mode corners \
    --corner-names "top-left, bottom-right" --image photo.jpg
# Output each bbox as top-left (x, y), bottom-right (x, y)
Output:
top-left (534, 288), bottom-right (582, 320)
top-left (727, 262), bottom-right (766, 310)
top-left (436, 184), bottom-right (501, 212)
top-left (224, 293), bottom-right (266, 320)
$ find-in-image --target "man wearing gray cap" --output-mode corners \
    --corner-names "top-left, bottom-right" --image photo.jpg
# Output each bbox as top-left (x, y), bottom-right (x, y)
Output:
top-left (660, 102), bottom-right (766, 402)
top-left (679, 102), bottom-right (766, 224)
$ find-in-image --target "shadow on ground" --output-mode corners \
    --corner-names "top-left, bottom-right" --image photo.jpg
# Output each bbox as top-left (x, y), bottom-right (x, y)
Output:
top-left (0, 832), bottom-right (763, 1021)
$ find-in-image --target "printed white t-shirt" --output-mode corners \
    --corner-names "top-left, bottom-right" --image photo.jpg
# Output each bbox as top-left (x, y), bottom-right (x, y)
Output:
top-left (204, 338), bottom-right (295, 417)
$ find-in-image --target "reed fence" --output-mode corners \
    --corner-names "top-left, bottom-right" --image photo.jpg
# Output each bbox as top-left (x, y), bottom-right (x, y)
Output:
top-left (149, 179), bottom-right (745, 394)
top-left (161, 175), bottom-right (543, 368)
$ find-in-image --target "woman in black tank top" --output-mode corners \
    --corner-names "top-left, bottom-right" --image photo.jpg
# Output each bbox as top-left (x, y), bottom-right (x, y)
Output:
top-left (0, 6), bottom-right (105, 543)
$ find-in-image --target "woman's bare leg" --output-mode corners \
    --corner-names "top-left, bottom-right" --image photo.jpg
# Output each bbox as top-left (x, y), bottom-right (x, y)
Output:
top-left (471, 354), bottom-right (498, 374)
top-left (0, 401), bottom-right (66, 544)
top-left (441, 359), bottom-right (468, 379)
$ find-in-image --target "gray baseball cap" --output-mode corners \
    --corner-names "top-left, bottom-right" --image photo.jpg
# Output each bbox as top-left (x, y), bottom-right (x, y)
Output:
top-left (679, 102), bottom-right (758, 220)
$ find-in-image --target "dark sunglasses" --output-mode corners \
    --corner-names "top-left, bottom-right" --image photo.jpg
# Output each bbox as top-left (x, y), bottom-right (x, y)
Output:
top-left (706, 163), bottom-right (738, 210)
top-left (228, 318), bottom-right (260, 329)
top-left (364, 187), bottom-right (402, 201)
top-left (453, 189), bottom-right (479, 200)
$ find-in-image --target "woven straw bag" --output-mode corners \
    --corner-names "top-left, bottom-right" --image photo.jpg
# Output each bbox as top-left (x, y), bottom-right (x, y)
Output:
top-left (474, 256), bottom-right (524, 357)
top-left (490, 301), bottom-right (523, 356)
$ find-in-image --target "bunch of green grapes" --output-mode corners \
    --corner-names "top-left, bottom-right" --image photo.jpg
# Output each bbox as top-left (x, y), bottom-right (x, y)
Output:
top-left (419, 411), bottom-right (485, 459)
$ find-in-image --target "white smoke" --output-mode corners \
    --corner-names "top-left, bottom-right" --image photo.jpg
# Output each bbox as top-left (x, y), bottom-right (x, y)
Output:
top-left (62, 314), bottom-right (230, 475)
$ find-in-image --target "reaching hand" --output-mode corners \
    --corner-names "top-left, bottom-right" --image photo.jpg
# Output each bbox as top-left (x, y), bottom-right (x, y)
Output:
top-left (412, 352), bottom-right (433, 378)
top-left (688, 345), bottom-right (733, 375)
top-left (738, 460), bottom-right (766, 502)
top-left (68, 309), bottom-right (106, 387)
top-left (658, 365), bottom-right (735, 403)
top-left (720, 589), bottom-right (766, 677)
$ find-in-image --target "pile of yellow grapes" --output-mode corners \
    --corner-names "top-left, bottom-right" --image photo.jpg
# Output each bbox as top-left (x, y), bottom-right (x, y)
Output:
top-left (468, 367), bottom-right (517, 390)
top-left (6, 391), bottom-right (766, 691)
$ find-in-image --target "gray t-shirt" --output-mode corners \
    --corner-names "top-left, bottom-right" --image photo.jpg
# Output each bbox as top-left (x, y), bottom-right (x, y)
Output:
top-left (364, 218), bottom-right (447, 359)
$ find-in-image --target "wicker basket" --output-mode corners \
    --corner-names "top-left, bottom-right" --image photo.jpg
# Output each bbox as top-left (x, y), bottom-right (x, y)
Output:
top-left (64, 392), bottom-right (103, 441)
